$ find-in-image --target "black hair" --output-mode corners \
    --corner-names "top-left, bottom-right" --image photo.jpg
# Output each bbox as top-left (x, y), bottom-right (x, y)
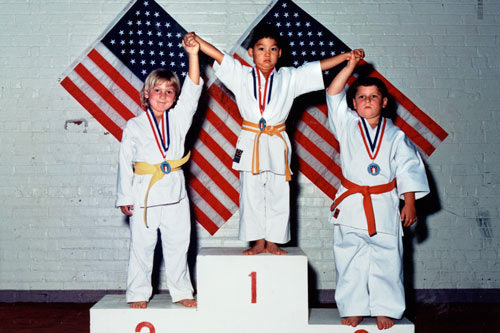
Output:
top-left (248, 23), bottom-right (283, 49)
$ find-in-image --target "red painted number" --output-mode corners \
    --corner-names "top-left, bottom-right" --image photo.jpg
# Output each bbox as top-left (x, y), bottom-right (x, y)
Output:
top-left (135, 321), bottom-right (155, 333)
top-left (249, 271), bottom-right (257, 303)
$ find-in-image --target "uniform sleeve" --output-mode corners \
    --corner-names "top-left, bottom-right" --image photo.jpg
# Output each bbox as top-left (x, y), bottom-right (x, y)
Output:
top-left (326, 88), bottom-right (350, 138)
top-left (291, 60), bottom-right (324, 97)
top-left (171, 75), bottom-right (204, 137)
top-left (213, 52), bottom-right (247, 94)
top-left (394, 135), bottom-right (430, 200)
top-left (115, 124), bottom-right (135, 207)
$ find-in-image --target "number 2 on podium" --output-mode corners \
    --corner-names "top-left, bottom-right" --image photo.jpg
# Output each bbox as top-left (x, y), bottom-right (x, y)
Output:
top-left (249, 271), bottom-right (257, 303)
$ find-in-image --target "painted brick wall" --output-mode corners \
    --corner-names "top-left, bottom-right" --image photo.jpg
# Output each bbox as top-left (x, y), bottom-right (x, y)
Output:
top-left (0, 0), bottom-right (498, 295)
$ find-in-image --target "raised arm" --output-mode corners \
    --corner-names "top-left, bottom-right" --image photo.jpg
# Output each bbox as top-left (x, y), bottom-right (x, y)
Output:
top-left (185, 32), bottom-right (224, 65)
top-left (320, 51), bottom-right (351, 71)
top-left (326, 49), bottom-right (364, 96)
top-left (182, 33), bottom-right (200, 85)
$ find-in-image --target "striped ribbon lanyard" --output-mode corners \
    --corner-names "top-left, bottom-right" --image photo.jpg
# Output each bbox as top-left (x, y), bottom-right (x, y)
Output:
top-left (146, 108), bottom-right (171, 173)
top-left (253, 68), bottom-right (274, 130)
top-left (358, 117), bottom-right (386, 176)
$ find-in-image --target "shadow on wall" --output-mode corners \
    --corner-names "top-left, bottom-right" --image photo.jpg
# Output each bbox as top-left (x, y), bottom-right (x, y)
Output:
top-left (404, 164), bottom-right (441, 320)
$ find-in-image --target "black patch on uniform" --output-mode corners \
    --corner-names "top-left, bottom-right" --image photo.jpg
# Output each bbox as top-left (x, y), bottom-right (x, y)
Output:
top-left (333, 208), bottom-right (340, 219)
top-left (233, 149), bottom-right (243, 163)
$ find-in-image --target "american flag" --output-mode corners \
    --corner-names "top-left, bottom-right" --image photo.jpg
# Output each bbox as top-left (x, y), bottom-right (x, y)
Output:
top-left (215, 0), bottom-right (449, 203)
top-left (60, 0), bottom-right (447, 235)
top-left (60, 0), bottom-right (191, 141)
top-left (59, 0), bottom-right (224, 235)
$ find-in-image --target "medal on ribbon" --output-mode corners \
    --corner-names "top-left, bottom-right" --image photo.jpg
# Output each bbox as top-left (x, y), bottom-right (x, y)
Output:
top-left (367, 162), bottom-right (381, 176)
top-left (258, 117), bottom-right (266, 130)
top-left (160, 161), bottom-right (171, 174)
top-left (358, 118), bottom-right (387, 176)
top-left (146, 107), bottom-right (171, 167)
top-left (253, 68), bottom-right (274, 131)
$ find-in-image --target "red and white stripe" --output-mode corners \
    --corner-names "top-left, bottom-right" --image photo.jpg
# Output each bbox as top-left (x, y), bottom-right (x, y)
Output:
top-left (61, 43), bottom-right (144, 141)
top-left (187, 76), bottom-right (243, 234)
top-left (294, 104), bottom-right (343, 199)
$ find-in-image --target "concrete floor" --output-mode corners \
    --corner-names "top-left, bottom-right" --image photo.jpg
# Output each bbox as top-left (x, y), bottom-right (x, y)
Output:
top-left (1, 302), bottom-right (500, 332)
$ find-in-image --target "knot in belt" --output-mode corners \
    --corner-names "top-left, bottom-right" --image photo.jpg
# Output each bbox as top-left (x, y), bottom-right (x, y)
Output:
top-left (241, 120), bottom-right (291, 181)
top-left (134, 151), bottom-right (191, 227)
top-left (331, 176), bottom-right (396, 236)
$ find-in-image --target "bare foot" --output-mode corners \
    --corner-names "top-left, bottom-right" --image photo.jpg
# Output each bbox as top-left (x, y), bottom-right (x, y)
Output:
top-left (265, 241), bottom-right (287, 255)
top-left (341, 316), bottom-right (363, 327)
top-left (376, 316), bottom-right (394, 330)
top-left (130, 301), bottom-right (147, 309)
top-left (243, 239), bottom-right (267, 255)
top-left (176, 298), bottom-right (197, 307)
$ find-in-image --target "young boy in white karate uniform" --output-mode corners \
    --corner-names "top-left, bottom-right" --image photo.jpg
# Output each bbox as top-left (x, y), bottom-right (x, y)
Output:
top-left (189, 24), bottom-right (352, 255)
top-left (327, 49), bottom-right (429, 329)
top-left (116, 35), bottom-right (203, 308)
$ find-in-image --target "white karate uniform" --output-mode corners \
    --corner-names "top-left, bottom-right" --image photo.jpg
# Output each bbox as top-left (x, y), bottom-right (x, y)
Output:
top-left (327, 88), bottom-right (429, 318)
top-left (116, 76), bottom-right (203, 303)
top-left (214, 53), bottom-right (324, 242)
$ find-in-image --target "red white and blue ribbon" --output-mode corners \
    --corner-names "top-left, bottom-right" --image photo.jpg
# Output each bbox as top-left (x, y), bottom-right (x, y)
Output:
top-left (358, 118), bottom-right (387, 176)
top-left (146, 108), bottom-right (170, 159)
top-left (252, 67), bottom-right (275, 131)
top-left (252, 68), bottom-right (274, 115)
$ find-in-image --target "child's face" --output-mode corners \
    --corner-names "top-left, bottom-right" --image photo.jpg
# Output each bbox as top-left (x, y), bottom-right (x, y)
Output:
top-left (144, 80), bottom-right (177, 115)
top-left (352, 85), bottom-right (388, 123)
top-left (248, 37), bottom-right (281, 74)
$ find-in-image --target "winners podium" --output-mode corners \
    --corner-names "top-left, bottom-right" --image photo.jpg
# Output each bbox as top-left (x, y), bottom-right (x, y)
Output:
top-left (91, 247), bottom-right (414, 332)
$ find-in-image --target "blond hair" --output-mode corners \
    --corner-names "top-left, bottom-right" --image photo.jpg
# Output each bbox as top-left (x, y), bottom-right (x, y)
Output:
top-left (140, 69), bottom-right (181, 108)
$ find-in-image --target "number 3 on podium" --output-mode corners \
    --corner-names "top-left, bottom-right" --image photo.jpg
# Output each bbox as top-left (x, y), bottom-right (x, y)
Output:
top-left (249, 271), bottom-right (257, 304)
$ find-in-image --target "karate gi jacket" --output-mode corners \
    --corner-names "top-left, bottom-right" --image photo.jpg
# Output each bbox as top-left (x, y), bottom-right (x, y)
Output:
top-left (327, 89), bottom-right (430, 236)
top-left (116, 76), bottom-right (203, 208)
top-left (213, 52), bottom-right (324, 175)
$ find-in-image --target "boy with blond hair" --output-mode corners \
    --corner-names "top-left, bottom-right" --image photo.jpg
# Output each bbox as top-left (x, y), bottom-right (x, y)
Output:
top-left (116, 35), bottom-right (203, 308)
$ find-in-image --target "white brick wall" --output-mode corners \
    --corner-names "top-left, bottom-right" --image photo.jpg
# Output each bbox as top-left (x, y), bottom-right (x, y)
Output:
top-left (0, 0), bottom-right (499, 294)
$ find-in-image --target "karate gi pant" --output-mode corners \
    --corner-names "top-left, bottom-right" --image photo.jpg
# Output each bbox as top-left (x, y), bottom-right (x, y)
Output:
top-left (239, 171), bottom-right (290, 244)
top-left (126, 196), bottom-right (193, 303)
top-left (333, 224), bottom-right (405, 319)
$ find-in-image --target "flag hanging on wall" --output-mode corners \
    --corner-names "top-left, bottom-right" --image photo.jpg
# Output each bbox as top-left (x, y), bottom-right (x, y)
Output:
top-left (194, 0), bottom-right (448, 233)
top-left (60, 0), bottom-right (190, 141)
top-left (61, 0), bottom-right (448, 236)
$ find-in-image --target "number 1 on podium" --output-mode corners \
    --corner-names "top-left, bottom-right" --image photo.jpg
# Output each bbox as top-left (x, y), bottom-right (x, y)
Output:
top-left (249, 271), bottom-right (257, 304)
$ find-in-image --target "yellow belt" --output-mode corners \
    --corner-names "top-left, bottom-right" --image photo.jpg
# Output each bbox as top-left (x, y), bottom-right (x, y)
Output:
top-left (134, 151), bottom-right (191, 227)
top-left (241, 120), bottom-right (291, 181)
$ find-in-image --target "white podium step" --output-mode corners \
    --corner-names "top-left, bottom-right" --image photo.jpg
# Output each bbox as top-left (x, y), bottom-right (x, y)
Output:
top-left (308, 308), bottom-right (414, 333)
top-left (90, 294), bottom-right (197, 332)
top-left (197, 247), bottom-right (309, 329)
top-left (90, 247), bottom-right (414, 333)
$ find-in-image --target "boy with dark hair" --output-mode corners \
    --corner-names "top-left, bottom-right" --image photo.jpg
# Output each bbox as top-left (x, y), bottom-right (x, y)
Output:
top-left (247, 23), bottom-right (284, 55)
top-left (186, 25), bottom-right (357, 255)
top-left (327, 49), bottom-right (429, 329)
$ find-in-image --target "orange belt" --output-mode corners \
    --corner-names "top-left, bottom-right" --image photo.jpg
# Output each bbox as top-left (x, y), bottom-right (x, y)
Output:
top-left (331, 177), bottom-right (396, 236)
top-left (241, 120), bottom-right (291, 181)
